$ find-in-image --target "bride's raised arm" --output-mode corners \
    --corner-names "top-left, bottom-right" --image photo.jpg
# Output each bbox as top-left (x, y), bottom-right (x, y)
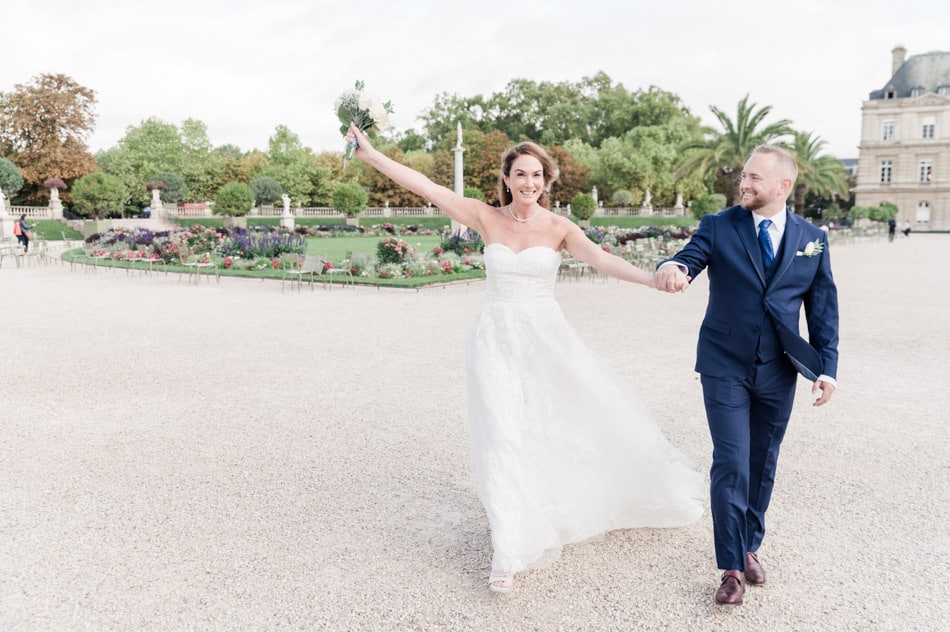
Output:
top-left (345, 123), bottom-right (487, 233)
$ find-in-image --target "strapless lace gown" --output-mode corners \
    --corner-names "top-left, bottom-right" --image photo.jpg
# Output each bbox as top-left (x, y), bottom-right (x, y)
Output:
top-left (467, 244), bottom-right (704, 573)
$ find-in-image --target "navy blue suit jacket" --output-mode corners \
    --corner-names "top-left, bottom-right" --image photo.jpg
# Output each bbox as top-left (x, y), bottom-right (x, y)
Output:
top-left (665, 206), bottom-right (839, 381)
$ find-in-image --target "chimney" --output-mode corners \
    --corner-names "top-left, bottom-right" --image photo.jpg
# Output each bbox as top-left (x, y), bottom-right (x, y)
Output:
top-left (892, 45), bottom-right (907, 75)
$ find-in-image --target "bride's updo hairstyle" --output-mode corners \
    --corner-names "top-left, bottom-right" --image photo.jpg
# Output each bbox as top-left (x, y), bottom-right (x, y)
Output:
top-left (498, 142), bottom-right (560, 209)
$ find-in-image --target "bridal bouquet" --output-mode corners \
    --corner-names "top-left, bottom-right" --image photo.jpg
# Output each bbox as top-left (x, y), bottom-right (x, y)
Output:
top-left (336, 80), bottom-right (394, 163)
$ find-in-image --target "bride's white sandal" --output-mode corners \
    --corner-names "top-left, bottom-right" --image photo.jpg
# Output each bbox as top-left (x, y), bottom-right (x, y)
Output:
top-left (488, 570), bottom-right (514, 594)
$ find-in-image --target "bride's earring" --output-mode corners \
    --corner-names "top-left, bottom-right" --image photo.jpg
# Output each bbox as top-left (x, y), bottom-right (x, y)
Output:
top-left (506, 186), bottom-right (510, 193)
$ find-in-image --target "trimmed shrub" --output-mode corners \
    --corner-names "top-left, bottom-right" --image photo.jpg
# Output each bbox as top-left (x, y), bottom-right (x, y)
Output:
top-left (690, 193), bottom-right (727, 220)
top-left (332, 182), bottom-right (368, 217)
top-left (150, 172), bottom-right (187, 204)
top-left (72, 173), bottom-right (129, 219)
top-left (213, 182), bottom-right (255, 216)
top-left (570, 193), bottom-right (596, 221)
top-left (250, 177), bottom-right (283, 206)
top-left (0, 157), bottom-right (24, 197)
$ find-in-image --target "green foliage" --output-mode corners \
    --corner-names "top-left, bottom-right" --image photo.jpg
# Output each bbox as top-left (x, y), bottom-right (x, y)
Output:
top-left (0, 156), bottom-right (24, 196)
top-left (419, 72), bottom-right (699, 149)
top-left (610, 189), bottom-right (633, 206)
top-left (570, 193), bottom-right (596, 221)
top-left (676, 94), bottom-right (793, 205)
top-left (332, 182), bottom-right (368, 217)
top-left (690, 193), bottom-right (727, 220)
top-left (849, 205), bottom-right (871, 220)
top-left (463, 186), bottom-right (485, 201)
top-left (213, 182), bottom-right (255, 216)
top-left (71, 172), bottom-right (129, 219)
top-left (150, 171), bottom-right (187, 204)
top-left (869, 202), bottom-right (899, 222)
top-left (250, 176), bottom-right (283, 205)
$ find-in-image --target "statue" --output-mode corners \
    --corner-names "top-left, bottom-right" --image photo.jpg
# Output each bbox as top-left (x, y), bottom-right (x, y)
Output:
top-left (642, 189), bottom-right (652, 206)
top-left (279, 193), bottom-right (294, 230)
top-left (0, 188), bottom-right (6, 217)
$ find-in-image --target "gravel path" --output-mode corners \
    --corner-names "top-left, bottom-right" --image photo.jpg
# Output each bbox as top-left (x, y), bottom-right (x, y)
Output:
top-left (1, 235), bottom-right (948, 631)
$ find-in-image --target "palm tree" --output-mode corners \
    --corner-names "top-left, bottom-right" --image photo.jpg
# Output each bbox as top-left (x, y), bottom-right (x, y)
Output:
top-left (676, 94), bottom-right (792, 205)
top-left (789, 131), bottom-right (851, 216)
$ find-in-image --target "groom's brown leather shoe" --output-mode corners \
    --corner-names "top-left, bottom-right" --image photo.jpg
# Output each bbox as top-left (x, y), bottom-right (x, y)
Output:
top-left (744, 551), bottom-right (766, 585)
top-left (715, 570), bottom-right (745, 605)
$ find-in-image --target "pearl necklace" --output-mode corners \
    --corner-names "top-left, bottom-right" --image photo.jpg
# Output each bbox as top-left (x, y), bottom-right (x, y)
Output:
top-left (508, 203), bottom-right (542, 223)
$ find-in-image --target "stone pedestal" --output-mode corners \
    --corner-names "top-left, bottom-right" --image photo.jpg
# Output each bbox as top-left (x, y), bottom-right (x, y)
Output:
top-left (49, 187), bottom-right (64, 219)
top-left (150, 188), bottom-right (164, 219)
top-left (672, 193), bottom-right (685, 216)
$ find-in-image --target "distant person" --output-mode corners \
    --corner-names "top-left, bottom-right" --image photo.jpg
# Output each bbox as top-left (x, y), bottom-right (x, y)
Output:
top-left (14, 214), bottom-right (36, 252)
top-left (888, 218), bottom-right (896, 242)
top-left (142, 205), bottom-right (151, 218)
top-left (902, 220), bottom-right (912, 237)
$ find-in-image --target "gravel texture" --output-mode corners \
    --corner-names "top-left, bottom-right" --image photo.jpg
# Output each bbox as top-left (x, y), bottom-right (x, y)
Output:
top-left (1, 235), bottom-right (948, 631)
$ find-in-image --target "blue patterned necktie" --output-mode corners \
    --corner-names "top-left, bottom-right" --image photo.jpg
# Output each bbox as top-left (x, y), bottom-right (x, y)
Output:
top-left (758, 219), bottom-right (774, 269)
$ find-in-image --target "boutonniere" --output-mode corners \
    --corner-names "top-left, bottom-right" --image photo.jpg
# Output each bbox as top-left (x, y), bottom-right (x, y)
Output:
top-left (796, 240), bottom-right (824, 258)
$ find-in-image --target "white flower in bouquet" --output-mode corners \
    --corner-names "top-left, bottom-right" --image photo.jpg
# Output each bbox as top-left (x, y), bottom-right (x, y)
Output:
top-left (336, 80), bottom-right (394, 163)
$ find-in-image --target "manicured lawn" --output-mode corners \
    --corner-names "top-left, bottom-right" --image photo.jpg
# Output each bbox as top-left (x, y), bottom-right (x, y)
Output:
top-left (309, 235), bottom-right (447, 262)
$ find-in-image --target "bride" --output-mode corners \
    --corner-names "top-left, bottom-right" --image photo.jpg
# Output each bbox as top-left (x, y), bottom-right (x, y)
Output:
top-left (344, 124), bottom-right (703, 593)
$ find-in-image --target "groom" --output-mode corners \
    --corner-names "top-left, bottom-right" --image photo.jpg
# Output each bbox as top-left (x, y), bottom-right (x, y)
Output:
top-left (656, 145), bottom-right (839, 605)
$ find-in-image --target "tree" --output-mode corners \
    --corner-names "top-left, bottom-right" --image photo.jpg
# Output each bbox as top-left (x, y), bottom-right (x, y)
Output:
top-left (0, 73), bottom-right (97, 203)
top-left (789, 131), bottom-right (851, 216)
top-left (213, 182), bottom-right (254, 216)
top-left (332, 182), bottom-right (368, 218)
top-left (547, 145), bottom-right (590, 208)
top-left (263, 125), bottom-right (317, 204)
top-left (250, 176), bottom-right (283, 206)
top-left (97, 117), bottom-right (184, 206)
top-left (71, 172), bottom-right (128, 219)
top-left (0, 156), bottom-right (24, 197)
top-left (179, 118), bottom-right (221, 202)
top-left (676, 94), bottom-right (792, 205)
top-left (150, 171), bottom-right (187, 204)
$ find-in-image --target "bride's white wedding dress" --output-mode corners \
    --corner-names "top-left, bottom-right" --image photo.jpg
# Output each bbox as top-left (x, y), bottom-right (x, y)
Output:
top-left (467, 243), bottom-right (704, 573)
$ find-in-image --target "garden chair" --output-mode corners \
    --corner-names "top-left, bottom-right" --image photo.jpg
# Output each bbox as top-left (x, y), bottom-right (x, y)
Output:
top-left (179, 246), bottom-right (218, 283)
top-left (323, 251), bottom-right (354, 289)
top-left (282, 253), bottom-right (323, 292)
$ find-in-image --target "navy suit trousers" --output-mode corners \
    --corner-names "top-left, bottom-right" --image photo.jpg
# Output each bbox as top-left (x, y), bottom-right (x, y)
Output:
top-left (700, 357), bottom-right (797, 570)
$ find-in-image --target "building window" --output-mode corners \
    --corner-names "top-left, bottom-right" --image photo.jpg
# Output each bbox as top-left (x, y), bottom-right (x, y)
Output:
top-left (882, 120), bottom-right (895, 141)
top-left (910, 87), bottom-right (924, 97)
top-left (880, 160), bottom-right (893, 183)
top-left (922, 116), bottom-right (935, 139)
top-left (885, 90), bottom-right (896, 99)
top-left (938, 86), bottom-right (950, 96)
top-left (919, 160), bottom-right (933, 183)
top-left (916, 201), bottom-right (931, 224)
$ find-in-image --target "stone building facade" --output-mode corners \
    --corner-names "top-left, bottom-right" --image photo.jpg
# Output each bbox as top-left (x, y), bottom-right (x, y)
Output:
top-left (854, 46), bottom-right (950, 230)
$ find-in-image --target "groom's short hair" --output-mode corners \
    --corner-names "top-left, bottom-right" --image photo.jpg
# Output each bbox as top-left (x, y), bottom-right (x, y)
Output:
top-left (751, 145), bottom-right (798, 183)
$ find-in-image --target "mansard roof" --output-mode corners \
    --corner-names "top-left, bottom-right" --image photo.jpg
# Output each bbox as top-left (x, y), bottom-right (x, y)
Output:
top-left (869, 50), bottom-right (950, 99)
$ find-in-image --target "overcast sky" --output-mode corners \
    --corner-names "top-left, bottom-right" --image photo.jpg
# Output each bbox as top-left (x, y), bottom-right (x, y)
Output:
top-left (3, 0), bottom-right (948, 160)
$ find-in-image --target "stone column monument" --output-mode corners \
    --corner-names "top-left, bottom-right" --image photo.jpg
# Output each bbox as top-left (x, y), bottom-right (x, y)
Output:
top-left (673, 192), bottom-right (686, 216)
top-left (451, 121), bottom-right (467, 235)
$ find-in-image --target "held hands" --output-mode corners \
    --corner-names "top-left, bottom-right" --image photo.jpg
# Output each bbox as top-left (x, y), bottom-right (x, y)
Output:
top-left (654, 264), bottom-right (691, 293)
